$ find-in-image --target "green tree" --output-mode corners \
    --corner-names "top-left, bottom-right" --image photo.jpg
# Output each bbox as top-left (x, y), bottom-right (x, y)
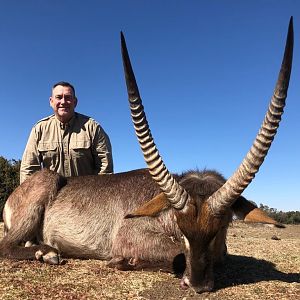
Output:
top-left (0, 156), bottom-right (20, 221)
top-left (259, 203), bottom-right (300, 225)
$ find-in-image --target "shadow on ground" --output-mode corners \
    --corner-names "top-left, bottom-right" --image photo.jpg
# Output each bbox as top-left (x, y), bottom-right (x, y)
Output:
top-left (141, 254), bottom-right (300, 299)
top-left (214, 254), bottom-right (299, 288)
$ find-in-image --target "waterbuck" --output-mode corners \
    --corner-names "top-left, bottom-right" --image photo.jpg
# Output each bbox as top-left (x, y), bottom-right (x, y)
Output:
top-left (1, 18), bottom-right (293, 293)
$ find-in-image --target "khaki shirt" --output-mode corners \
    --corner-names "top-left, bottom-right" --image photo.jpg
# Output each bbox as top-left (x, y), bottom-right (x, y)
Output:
top-left (20, 113), bottom-right (113, 184)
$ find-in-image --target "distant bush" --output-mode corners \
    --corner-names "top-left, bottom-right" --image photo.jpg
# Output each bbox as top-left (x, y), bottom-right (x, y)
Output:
top-left (0, 156), bottom-right (20, 221)
top-left (259, 204), bottom-right (300, 225)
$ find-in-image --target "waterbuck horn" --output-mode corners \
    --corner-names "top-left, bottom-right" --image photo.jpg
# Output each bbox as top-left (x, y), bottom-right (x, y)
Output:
top-left (121, 32), bottom-right (192, 210)
top-left (208, 17), bottom-right (294, 216)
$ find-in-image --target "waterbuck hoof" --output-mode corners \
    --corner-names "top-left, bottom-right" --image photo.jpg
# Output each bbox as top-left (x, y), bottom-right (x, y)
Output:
top-left (107, 256), bottom-right (138, 270)
top-left (107, 256), bottom-right (125, 269)
top-left (35, 249), bottom-right (60, 265)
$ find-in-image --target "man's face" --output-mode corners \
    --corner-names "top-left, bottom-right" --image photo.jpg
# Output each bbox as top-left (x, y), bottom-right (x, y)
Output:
top-left (50, 85), bottom-right (77, 123)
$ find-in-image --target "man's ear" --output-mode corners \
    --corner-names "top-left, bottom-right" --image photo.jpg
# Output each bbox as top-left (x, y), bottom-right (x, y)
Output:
top-left (125, 193), bottom-right (170, 218)
top-left (74, 97), bottom-right (78, 108)
top-left (49, 97), bottom-right (54, 109)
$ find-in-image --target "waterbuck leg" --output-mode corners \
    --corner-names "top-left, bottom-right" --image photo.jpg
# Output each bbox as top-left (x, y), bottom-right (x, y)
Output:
top-left (108, 254), bottom-right (185, 273)
top-left (0, 236), bottom-right (59, 264)
top-left (0, 213), bottom-right (60, 264)
top-left (1, 169), bottom-right (66, 264)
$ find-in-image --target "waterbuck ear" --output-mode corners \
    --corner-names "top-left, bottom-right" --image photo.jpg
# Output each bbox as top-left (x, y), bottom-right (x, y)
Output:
top-left (232, 196), bottom-right (285, 228)
top-left (125, 193), bottom-right (170, 218)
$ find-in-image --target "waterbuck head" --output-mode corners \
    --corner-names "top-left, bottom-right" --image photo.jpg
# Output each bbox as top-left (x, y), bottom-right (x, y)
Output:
top-left (121, 18), bottom-right (293, 293)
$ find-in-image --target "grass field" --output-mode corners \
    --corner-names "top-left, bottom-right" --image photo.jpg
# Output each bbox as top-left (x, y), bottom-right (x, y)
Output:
top-left (0, 221), bottom-right (299, 299)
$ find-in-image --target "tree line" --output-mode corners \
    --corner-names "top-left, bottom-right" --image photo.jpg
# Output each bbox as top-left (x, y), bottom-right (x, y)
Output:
top-left (0, 156), bottom-right (299, 224)
top-left (259, 204), bottom-right (300, 225)
top-left (0, 156), bottom-right (21, 220)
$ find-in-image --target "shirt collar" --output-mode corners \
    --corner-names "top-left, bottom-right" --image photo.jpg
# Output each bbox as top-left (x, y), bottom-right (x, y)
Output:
top-left (56, 113), bottom-right (77, 130)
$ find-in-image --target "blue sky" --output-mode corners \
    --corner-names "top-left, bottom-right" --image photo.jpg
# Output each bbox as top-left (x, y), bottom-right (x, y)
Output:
top-left (0, 1), bottom-right (299, 211)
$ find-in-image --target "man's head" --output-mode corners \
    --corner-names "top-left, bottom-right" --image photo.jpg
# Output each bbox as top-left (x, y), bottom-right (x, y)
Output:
top-left (50, 81), bottom-right (77, 123)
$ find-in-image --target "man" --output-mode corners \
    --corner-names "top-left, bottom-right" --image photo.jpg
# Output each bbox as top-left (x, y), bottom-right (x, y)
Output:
top-left (20, 81), bottom-right (113, 183)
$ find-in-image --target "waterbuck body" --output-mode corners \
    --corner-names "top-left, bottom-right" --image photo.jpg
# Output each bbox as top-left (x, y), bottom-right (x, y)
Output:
top-left (0, 18), bottom-right (293, 293)
top-left (3, 168), bottom-right (228, 261)
top-left (2, 167), bottom-right (267, 291)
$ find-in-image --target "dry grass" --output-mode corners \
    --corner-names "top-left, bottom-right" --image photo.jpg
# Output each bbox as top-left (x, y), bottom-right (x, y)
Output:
top-left (0, 221), bottom-right (299, 299)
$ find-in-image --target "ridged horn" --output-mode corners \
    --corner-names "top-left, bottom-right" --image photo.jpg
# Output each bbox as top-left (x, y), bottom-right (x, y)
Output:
top-left (208, 17), bottom-right (294, 216)
top-left (121, 32), bottom-right (192, 210)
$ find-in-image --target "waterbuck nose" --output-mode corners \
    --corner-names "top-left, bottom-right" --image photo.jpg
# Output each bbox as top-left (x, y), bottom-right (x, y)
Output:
top-left (180, 277), bottom-right (189, 290)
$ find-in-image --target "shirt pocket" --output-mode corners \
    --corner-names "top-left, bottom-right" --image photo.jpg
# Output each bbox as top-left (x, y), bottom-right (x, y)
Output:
top-left (70, 140), bottom-right (92, 159)
top-left (38, 142), bottom-right (58, 167)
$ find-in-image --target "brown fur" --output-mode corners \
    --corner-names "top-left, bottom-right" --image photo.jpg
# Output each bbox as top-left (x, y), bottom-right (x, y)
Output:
top-left (1, 168), bottom-right (281, 293)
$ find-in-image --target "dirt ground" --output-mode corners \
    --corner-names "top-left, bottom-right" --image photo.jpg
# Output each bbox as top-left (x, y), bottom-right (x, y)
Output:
top-left (0, 221), bottom-right (299, 300)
